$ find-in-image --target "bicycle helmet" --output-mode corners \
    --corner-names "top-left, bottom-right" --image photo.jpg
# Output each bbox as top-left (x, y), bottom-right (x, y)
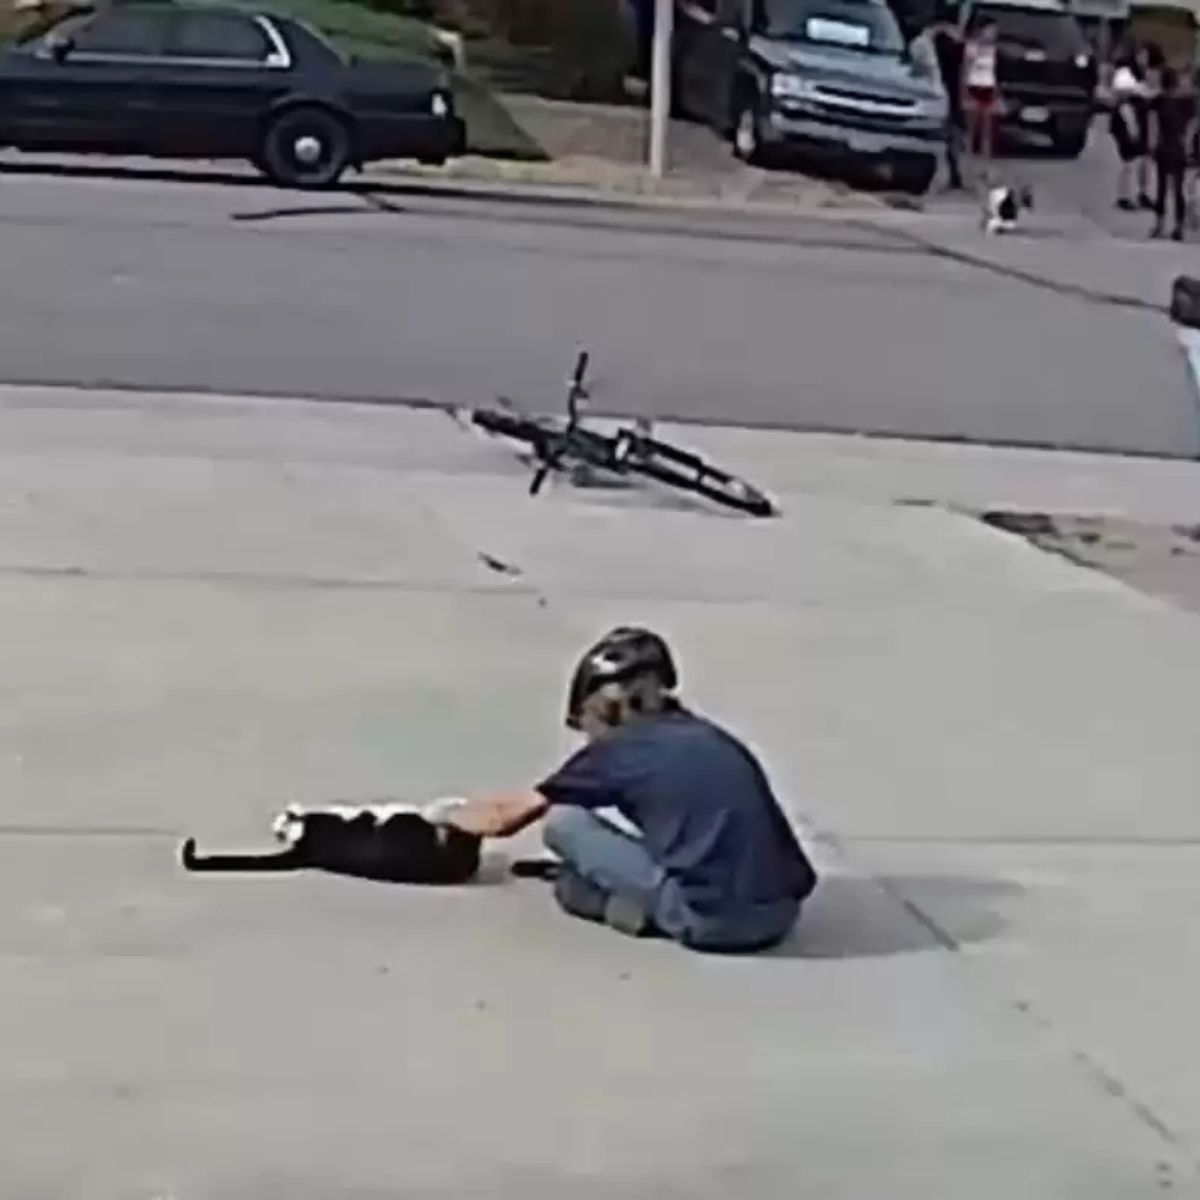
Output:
top-left (564, 626), bottom-right (679, 730)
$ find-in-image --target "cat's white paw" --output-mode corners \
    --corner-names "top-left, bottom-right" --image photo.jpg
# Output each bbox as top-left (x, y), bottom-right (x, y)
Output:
top-left (423, 796), bottom-right (469, 824)
top-left (271, 805), bottom-right (306, 845)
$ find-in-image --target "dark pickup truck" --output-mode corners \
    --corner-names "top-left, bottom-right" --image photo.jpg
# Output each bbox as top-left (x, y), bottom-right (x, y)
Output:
top-left (953, 0), bottom-right (1097, 156)
top-left (674, 0), bottom-right (950, 195)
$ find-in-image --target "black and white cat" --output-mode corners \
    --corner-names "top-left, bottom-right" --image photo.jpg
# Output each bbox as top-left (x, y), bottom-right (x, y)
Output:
top-left (982, 183), bottom-right (1034, 234)
top-left (180, 800), bottom-right (481, 885)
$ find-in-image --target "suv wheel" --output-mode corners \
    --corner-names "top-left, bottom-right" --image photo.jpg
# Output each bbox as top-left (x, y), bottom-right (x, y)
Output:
top-left (891, 154), bottom-right (937, 196)
top-left (260, 106), bottom-right (351, 189)
top-left (1051, 125), bottom-right (1088, 159)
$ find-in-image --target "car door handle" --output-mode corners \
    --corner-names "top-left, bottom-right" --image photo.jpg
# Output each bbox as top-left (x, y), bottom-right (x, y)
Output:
top-left (720, 26), bottom-right (739, 41)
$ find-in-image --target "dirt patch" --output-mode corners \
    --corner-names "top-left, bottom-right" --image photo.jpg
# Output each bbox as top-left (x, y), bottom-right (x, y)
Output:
top-left (979, 509), bottom-right (1200, 615)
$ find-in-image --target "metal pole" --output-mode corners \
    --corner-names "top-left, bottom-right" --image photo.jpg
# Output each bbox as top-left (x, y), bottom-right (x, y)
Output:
top-left (648, 0), bottom-right (674, 178)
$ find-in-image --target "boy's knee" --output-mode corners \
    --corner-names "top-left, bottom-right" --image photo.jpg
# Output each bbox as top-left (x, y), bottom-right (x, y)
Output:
top-left (542, 805), bottom-right (593, 858)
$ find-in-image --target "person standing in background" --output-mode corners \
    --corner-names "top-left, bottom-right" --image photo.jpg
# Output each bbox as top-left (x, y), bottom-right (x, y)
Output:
top-left (963, 19), bottom-right (1000, 169)
top-left (1108, 49), bottom-right (1150, 209)
top-left (628, 0), bottom-right (654, 82)
top-left (1149, 66), bottom-right (1195, 241)
top-left (1138, 43), bottom-right (1165, 208)
top-left (931, 19), bottom-right (966, 189)
top-left (1190, 66), bottom-right (1200, 230)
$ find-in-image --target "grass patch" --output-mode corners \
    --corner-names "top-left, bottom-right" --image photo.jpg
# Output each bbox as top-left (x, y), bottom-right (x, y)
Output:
top-left (241, 0), bottom-right (439, 56)
top-left (239, 0), bottom-right (546, 159)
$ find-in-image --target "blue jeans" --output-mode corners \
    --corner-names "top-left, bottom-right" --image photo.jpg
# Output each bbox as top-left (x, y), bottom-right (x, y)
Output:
top-left (542, 806), bottom-right (799, 952)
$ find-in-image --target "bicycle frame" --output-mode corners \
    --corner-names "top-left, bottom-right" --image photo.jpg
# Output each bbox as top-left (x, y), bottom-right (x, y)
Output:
top-left (473, 350), bottom-right (778, 518)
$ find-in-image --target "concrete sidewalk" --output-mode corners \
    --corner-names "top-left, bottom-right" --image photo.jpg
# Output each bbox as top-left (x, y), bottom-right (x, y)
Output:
top-left (4, 386), bottom-right (1200, 1197)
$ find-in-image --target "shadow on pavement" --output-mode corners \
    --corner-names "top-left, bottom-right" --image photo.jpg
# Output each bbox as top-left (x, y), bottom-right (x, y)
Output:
top-left (774, 871), bottom-right (1019, 960)
top-left (0, 157), bottom-right (267, 190)
top-left (0, 156), bottom-right (655, 214)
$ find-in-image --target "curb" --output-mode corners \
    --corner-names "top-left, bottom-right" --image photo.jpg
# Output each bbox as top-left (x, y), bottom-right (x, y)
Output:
top-left (360, 162), bottom-right (976, 228)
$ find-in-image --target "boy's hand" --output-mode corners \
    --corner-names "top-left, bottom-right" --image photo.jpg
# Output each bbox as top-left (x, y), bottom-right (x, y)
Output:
top-left (439, 791), bottom-right (550, 839)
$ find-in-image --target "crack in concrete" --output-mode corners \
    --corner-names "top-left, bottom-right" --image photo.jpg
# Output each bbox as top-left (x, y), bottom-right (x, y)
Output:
top-left (816, 824), bottom-right (1199, 1175)
top-left (0, 824), bottom-right (178, 839)
top-left (0, 561), bottom-right (539, 596)
top-left (477, 551), bottom-right (523, 577)
top-left (1013, 996), bottom-right (1198, 1173)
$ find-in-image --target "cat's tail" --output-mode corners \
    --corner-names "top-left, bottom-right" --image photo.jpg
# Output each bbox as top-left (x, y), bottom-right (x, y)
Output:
top-left (179, 837), bottom-right (298, 872)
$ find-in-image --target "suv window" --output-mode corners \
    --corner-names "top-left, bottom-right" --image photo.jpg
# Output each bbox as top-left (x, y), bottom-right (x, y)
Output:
top-left (68, 8), bottom-right (169, 55)
top-left (764, 0), bottom-right (905, 53)
top-left (166, 11), bottom-right (271, 60)
top-left (967, 5), bottom-right (1087, 55)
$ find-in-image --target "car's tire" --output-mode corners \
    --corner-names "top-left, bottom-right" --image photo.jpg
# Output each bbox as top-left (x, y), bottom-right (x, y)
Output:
top-left (731, 92), bottom-right (769, 166)
top-left (1050, 124), bottom-right (1088, 159)
top-left (259, 105), bottom-right (351, 189)
top-left (891, 154), bottom-right (937, 196)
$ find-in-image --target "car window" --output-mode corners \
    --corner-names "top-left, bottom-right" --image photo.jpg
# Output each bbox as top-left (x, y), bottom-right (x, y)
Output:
top-left (764, 0), bottom-right (905, 53)
top-left (166, 11), bottom-right (272, 61)
top-left (69, 8), bottom-right (169, 56)
top-left (967, 6), bottom-right (1087, 54)
top-left (286, 17), bottom-right (346, 65)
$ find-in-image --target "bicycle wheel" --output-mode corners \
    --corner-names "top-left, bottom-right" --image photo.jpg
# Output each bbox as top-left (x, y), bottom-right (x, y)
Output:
top-left (618, 431), bottom-right (777, 517)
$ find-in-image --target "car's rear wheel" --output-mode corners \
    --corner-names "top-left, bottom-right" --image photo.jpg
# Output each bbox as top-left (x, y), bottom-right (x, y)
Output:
top-left (260, 106), bottom-right (351, 189)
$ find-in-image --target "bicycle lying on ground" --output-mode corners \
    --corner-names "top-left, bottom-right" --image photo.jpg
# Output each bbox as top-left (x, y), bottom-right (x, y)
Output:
top-left (470, 352), bottom-right (778, 519)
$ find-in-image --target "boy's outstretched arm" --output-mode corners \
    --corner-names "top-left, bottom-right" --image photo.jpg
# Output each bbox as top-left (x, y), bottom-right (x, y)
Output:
top-left (440, 790), bottom-right (550, 839)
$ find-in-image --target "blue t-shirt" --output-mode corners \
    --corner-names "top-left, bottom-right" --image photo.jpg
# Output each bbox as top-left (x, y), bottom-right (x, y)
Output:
top-left (537, 708), bottom-right (817, 920)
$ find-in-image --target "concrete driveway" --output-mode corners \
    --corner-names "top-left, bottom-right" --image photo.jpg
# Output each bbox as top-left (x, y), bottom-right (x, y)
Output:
top-left (5, 386), bottom-right (1200, 1197)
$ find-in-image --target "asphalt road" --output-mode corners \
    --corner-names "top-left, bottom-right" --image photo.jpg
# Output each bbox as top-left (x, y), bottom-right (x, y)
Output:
top-left (0, 157), bottom-right (1195, 456)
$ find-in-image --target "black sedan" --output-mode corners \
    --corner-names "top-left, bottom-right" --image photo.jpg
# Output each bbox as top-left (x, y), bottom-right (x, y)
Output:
top-left (0, 1), bottom-right (466, 186)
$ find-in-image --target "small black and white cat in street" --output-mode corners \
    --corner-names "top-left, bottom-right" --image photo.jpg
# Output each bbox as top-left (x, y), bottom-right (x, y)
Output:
top-left (982, 182), bottom-right (1034, 234)
top-left (180, 800), bottom-right (481, 885)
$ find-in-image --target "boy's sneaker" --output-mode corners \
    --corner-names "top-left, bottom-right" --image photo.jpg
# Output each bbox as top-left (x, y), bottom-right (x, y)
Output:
top-left (603, 893), bottom-right (654, 937)
top-left (553, 868), bottom-right (610, 922)
top-left (511, 857), bottom-right (562, 881)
